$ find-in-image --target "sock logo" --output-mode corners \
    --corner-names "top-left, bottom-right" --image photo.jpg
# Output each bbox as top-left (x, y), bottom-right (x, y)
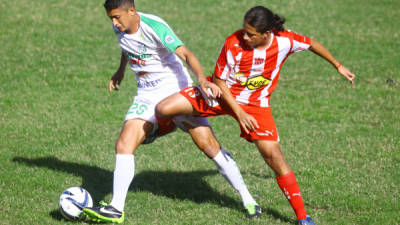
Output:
top-left (283, 188), bottom-right (290, 200)
top-left (292, 192), bottom-right (302, 197)
top-left (283, 188), bottom-right (302, 200)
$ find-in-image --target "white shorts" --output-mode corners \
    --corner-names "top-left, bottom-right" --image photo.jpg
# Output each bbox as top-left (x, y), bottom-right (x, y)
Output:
top-left (124, 94), bottom-right (210, 133)
top-left (124, 95), bottom-right (158, 124)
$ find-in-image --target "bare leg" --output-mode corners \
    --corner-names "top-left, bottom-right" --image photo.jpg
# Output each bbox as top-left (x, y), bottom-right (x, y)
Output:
top-left (186, 123), bottom-right (257, 207)
top-left (110, 119), bottom-right (154, 211)
top-left (115, 119), bottom-right (154, 154)
top-left (186, 124), bottom-right (220, 158)
top-left (157, 92), bottom-right (258, 209)
top-left (254, 140), bottom-right (308, 220)
top-left (155, 92), bottom-right (198, 119)
top-left (254, 140), bottom-right (291, 176)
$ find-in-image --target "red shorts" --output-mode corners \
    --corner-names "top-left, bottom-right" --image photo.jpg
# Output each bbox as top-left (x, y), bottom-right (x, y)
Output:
top-left (180, 86), bottom-right (279, 142)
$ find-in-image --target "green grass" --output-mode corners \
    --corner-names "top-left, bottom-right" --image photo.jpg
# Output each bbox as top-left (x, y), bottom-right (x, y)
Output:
top-left (1, 0), bottom-right (399, 224)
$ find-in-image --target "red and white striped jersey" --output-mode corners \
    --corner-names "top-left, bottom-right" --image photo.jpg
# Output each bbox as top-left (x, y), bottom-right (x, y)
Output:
top-left (214, 29), bottom-right (311, 107)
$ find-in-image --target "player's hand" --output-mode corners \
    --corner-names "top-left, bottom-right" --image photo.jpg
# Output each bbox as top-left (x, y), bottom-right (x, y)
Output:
top-left (199, 79), bottom-right (222, 98)
top-left (237, 110), bottom-right (259, 134)
top-left (338, 65), bottom-right (356, 85)
top-left (109, 70), bottom-right (125, 91)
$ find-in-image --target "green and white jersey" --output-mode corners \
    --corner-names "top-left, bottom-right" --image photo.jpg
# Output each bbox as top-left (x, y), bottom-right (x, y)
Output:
top-left (113, 12), bottom-right (193, 96)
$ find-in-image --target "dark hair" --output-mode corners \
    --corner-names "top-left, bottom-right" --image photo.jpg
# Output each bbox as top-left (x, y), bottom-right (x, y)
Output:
top-left (244, 6), bottom-right (285, 33)
top-left (104, 0), bottom-right (135, 11)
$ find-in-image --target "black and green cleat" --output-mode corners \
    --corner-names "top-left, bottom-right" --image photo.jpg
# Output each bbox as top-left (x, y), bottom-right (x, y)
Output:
top-left (83, 201), bottom-right (124, 224)
top-left (244, 203), bottom-right (262, 219)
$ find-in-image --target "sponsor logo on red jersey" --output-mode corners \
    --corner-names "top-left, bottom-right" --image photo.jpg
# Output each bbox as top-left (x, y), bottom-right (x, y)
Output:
top-left (235, 73), bottom-right (271, 90)
top-left (254, 58), bottom-right (265, 65)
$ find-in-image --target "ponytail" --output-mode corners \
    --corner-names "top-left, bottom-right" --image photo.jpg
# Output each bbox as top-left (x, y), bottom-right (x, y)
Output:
top-left (272, 13), bottom-right (285, 31)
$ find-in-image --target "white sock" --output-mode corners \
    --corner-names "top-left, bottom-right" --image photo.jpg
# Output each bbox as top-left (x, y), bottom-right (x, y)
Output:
top-left (212, 148), bottom-right (257, 206)
top-left (110, 154), bottom-right (135, 212)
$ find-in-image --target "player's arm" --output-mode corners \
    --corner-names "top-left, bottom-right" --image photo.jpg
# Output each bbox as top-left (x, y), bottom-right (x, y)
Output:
top-left (213, 74), bottom-right (259, 134)
top-left (109, 52), bottom-right (128, 92)
top-left (309, 39), bottom-right (356, 85)
top-left (174, 46), bottom-right (221, 98)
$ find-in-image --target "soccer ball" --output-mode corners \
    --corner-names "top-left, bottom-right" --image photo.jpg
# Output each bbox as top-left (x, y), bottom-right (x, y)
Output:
top-left (59, 187), bottom-right (93, 220)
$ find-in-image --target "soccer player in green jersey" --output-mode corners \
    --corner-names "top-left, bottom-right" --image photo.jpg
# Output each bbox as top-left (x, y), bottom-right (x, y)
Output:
top-left (83, 0), bottom-right (261, 223)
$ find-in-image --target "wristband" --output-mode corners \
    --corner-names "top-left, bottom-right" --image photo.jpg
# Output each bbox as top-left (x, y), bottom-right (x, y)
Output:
top-left (335, 63), bottom-right (342, 70)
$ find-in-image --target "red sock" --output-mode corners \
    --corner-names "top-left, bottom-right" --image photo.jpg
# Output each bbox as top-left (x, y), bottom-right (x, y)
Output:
top-left (155, 115), bottom-right (175, 134)
top-left (276, 171), bottom-right (307, 220)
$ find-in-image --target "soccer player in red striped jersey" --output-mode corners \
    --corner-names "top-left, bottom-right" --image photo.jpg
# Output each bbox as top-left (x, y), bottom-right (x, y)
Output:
top-left (156, 6), bottom-right (355, 225)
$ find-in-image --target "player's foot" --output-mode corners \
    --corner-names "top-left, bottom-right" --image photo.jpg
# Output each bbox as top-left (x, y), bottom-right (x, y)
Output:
top-left (83, 201), bottom-right (124, 224)
top-left (244, 203), bottom-right (262, 218)
top-left (298, 215), bottom-right (316, 225)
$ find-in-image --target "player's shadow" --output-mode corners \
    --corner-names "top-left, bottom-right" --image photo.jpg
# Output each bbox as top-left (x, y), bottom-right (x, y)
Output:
top-left (12, 156), bottom-right (241, 218)
top-left (13, 156), bottom-right (294, 224)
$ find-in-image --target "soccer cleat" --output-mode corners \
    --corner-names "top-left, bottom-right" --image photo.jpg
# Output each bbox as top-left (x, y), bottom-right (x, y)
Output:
top-left (298, 215), bottom-right (316, 225)
top-left (83, 201), bottom-right (124, 224)
top-left (244, 203), bottom-right (262, 218)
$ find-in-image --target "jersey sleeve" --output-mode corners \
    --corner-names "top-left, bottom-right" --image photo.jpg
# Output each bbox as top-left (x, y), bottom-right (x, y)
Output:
top-left (288, 30), bottom-right (311, 53)
top-left (214, 42), bottom-right (231, 80)
top-left (140, 15), bottom-right (184, 53)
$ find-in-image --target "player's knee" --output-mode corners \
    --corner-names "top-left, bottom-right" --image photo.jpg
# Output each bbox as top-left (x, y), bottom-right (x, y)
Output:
top-left (115, 138), bottom-right (134, 154)
top-left (257, 141), bottom-right (282, 160)
top-left (197, 137), bottom-right (220, 158)
top-left (266, 149), bottom-right (288, 168)
top-left (155, 101), bottom-right (172, 119)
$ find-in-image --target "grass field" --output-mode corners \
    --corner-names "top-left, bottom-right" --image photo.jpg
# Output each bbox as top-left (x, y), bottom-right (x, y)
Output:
top-left (1, 0), bottom-right (399, 224)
